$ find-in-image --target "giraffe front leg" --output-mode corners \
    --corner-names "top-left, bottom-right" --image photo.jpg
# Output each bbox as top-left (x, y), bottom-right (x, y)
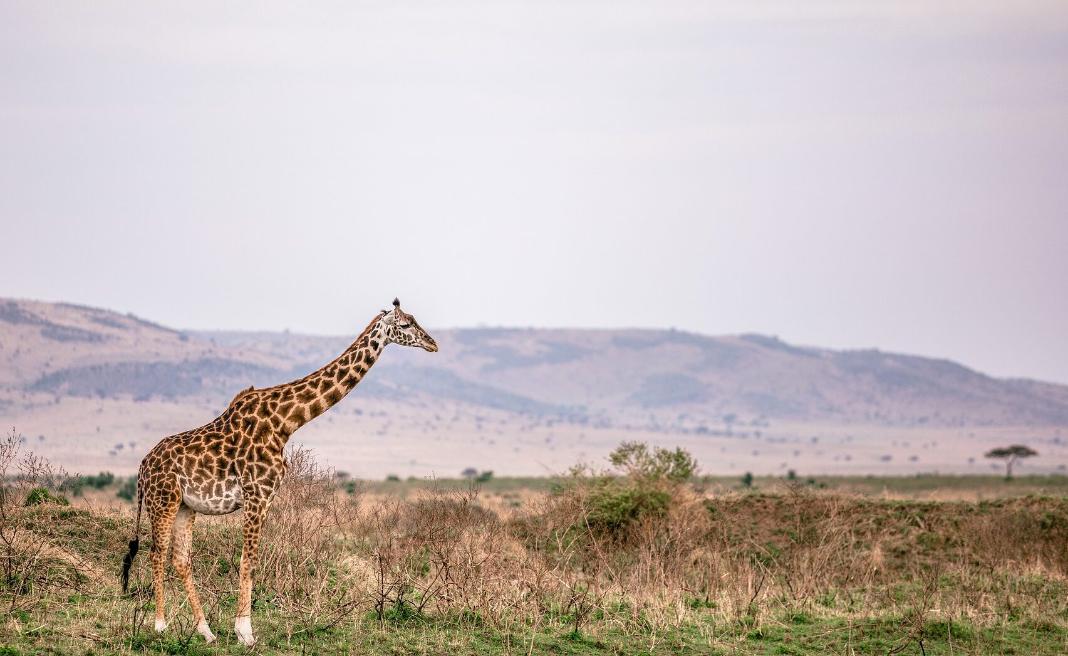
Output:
top-left (171, 506), bottom-right (215, 643)
top-left (235, 498), bottom-right (268, 647)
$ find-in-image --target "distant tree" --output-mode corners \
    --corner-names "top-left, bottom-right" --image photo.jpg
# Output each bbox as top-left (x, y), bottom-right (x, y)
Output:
top-left (475, 470), bottom-right (494, 483)
top-left (741, 471), bottom-right (754, 489)
top-left (461, 467), bottom-right (479, 479)
top-left (609, 441), bottom-right (697, 482)
top-left (985, 445), bottom-right (1038, 480)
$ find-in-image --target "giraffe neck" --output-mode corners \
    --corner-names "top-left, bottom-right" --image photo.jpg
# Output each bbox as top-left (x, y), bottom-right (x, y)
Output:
top-left (274, 313), bottom-right (388, 437)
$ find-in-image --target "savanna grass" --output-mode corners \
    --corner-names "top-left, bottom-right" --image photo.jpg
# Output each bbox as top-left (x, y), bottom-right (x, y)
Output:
top-left (2, 437), bottom-right (1068, 654)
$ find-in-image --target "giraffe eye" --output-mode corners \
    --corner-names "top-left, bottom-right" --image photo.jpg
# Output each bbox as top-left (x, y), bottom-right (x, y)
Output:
top-left (399, 323), bottom-right (411, 329)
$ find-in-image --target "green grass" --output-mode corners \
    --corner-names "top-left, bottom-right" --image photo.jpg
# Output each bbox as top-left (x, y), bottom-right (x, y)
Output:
top-left (5, 595), bottom-right (1068, 655)
top-left (8, 474), bottom-right (1068, 655)
top-left (355, 474), bottom-right (1068, 499)
top-left (725, 613), bottom-right (1068, 656)
top-left (799, 473), bottom-right (1068, 497)
top-left (359, 475), bottom-right (566, 495)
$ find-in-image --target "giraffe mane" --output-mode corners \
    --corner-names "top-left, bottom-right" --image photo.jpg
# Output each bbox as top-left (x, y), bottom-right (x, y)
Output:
top-left (227, 385), bottom-right (255, 407)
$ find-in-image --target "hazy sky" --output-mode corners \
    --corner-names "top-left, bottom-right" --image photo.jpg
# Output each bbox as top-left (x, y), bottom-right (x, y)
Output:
top-left (2, 1), bottom-right (1067, 382)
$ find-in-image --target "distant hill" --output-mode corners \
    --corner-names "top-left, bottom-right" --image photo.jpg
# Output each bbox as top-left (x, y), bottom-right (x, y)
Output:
top-left (2, 297), bottom-right (1068, 428)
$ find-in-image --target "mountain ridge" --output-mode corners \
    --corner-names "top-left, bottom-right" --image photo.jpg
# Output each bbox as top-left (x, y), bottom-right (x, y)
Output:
top-left (2, 297), bottom-right (1068, 428)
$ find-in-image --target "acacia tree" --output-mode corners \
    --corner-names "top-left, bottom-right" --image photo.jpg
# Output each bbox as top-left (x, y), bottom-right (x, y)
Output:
top-left (984, 444), bottom-right (1038, 480)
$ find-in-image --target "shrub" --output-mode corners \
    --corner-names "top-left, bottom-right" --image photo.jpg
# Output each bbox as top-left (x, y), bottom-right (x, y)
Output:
top-left (545, 442), bottom-right (700, 545)
top-left (24, 487), bottom-right (68, 507)
top-left (115, 477), bottom-right (136, 501)
top-left (83, 471), bottom-right (115, 489)
top-left (0, 429), bottom-right (87, 611)
top-left (584, 479), bottom-right (671, 534)
top-left (250, 447), bottom-right (364, 625)
top-left (59, 471), bottom-right (115, 498)
top-left (608, 441), bottom-right (696, 482)
top-left (60, 477), bottom-right (85, 497)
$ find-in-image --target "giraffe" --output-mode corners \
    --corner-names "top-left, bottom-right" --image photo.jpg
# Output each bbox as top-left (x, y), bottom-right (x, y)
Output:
top-left (120, 298), bottom-right (436, 647)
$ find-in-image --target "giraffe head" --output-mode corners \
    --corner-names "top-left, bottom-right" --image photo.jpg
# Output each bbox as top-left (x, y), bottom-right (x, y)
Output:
top-left (382, 298), bottom-right (438, 352)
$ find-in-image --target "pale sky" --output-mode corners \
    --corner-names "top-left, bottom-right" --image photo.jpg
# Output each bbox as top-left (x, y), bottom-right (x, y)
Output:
top-left (2, 1), bottom-right (1067, 383)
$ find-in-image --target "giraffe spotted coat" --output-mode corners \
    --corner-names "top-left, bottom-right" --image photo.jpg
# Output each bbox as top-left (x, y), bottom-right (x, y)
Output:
top-left (123, 299), bottom-right (437, 646)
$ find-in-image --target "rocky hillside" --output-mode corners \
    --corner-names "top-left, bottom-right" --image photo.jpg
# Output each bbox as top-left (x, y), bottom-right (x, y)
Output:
top-left (3, 297), bottom-right (1067, 427)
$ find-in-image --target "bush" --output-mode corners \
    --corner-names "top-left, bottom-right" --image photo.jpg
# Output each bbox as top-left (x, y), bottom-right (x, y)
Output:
top-left (546, 442), bottom-right (700, 544)
top-left (60, 471), bottom-right (115, 498)
top-left (608, 441), bottom-right (696, 482)
top-left (115, 477), bottom-right (136, 501)
top-left (242, 447), bottom-right (364, 625)
top-left (24, 487), bottom-right (69, 507)
top-left (83, 471), bottom-right (115, 489)
top-left (585, 479), bottom-right (671, 534)
top-left (60, 478), bottom-right (84, 497)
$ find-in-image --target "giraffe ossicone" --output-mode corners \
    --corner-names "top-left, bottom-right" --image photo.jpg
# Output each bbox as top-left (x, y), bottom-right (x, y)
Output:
top-left (120, 299), bottom-right (437, 646)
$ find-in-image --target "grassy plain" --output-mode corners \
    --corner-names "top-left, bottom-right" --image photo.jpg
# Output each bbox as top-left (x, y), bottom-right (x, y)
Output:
top-left (364, 472), bottom-right (1068, 499)
top-left (3, 452), bottom-right (1068, 655)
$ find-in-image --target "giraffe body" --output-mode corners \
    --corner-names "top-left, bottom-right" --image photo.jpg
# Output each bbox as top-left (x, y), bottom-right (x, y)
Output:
top-left (123, 300), bottom-right (436, 646)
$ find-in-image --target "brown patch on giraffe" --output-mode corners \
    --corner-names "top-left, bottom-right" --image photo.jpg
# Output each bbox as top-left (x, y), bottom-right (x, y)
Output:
top-left (290, 406), bottom-right (307, 424)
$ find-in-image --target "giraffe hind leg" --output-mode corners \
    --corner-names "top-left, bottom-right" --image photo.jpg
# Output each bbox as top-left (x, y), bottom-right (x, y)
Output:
top-left (171, 505), bottom-right (215, 643)
top-left (148, 499), bottom-right (180, 633)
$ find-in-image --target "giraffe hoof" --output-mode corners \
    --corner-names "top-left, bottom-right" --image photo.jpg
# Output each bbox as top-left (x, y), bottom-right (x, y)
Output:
top-left (197, 620), bottom-right (216, 643)
top-left (235, 616), bottom-right (255, 647)
top-left (154, 618), bottom-right (168, 633)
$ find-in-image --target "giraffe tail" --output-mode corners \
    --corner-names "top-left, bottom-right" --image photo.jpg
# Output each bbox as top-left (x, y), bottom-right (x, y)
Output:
top-left (120, 479), bottom-right (143, 595)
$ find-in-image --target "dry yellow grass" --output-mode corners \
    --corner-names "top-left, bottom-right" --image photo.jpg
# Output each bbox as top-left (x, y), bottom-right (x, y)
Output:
top-left (3, 437), bottom-right (1068, 654)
